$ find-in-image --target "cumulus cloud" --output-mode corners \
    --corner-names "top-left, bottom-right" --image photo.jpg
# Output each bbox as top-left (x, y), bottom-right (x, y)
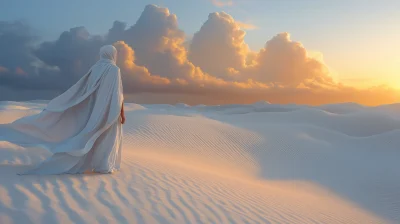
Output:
top-left (188, 12), bottom-right (332, 89)
top-left (113, 41), bottom-right (171, 90)
top-left (0, 21), bottom-right (65, 91)
top-left (120, 4), bottom-right (190, 80)
top-left (35, 26), bottom-right (104, 81)
top-left (0, 21), bottom-right (36, 70)
top-left (0, 4), bottom-right (399, 106)
top-left (245, 32), bottom-right (334, 87)
top-left (189, 12), bottom-right (249, 80)
top-left (109, 5), bottom-right (258, 95)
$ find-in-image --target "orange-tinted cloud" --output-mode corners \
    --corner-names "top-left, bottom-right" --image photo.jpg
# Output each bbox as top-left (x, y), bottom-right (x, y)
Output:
top-left (113, 5), bottom-right (266, 94)
top-left (236, 21), bottom-right (258, 30)
top-left (187, 12), bottom-right (333, 90)
top-left (0, 66), bottom-right (8, 73)
top-left (189, 12), bottom-right (249, 80)
top-left (15, 67), bottom-right (27, 75)
top-left (113, 41), bottom-right (171, 87)
top-left (245, 32), bottom-right (334, 87)
top-left (210, 0), bottom-right (234, 7)
top-left (111, 5), bottom-right (398, 106)
top-left (1, 4), bottom-right (399, 106)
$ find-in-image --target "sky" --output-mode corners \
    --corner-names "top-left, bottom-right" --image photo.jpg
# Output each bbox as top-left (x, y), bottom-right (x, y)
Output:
top-left (1, 0), bottom-right (400, 105)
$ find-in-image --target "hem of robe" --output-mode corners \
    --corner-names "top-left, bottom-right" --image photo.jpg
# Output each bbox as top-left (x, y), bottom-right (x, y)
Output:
top-left (8, 97), bottom-right (122, 175)
top-left (10, 96), bottom-right (123, 175)
top-left (17, 120), bottom-right (122, 175)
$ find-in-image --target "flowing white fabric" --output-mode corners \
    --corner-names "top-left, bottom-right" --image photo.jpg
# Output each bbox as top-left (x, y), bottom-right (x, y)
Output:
top-left (1, 45), bottom-right (124, 175)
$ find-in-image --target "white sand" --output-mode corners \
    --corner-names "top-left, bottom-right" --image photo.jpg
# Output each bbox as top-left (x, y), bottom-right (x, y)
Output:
top-left (0, 101), bottom-right (399, 223)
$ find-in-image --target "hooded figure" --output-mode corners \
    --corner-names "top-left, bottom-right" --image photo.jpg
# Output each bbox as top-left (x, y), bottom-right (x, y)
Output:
top-left (1, 45), bottom-right (125, 175)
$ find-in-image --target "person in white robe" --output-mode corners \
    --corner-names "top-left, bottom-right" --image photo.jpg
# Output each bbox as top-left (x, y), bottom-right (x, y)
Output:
top-left (0, 45), bottom-right (125, 175)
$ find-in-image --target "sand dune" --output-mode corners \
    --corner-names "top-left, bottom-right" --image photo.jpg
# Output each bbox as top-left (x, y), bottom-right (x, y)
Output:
top-left (0, 101), bottom-right (399, 223)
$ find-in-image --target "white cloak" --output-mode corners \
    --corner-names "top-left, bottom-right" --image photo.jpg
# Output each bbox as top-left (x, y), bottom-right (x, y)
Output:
top-left (1, 58), bottom-right (124, 175)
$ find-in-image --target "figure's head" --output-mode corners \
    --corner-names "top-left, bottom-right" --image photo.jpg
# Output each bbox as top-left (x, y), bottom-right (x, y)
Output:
top-left (99, 45), bottom-right (117, 64)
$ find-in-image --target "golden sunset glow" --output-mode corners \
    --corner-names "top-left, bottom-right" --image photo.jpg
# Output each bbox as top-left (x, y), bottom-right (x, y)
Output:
top-left (1, 2), bottom-right (400, 223)
top-left (1, 3), bottom-right (400, 106)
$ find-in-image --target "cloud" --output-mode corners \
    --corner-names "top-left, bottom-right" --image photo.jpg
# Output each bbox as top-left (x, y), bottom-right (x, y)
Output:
top-left (236, 21), bottom-right (258, 30)
top-left (210, 0), bottom-right (234, 7)
top-left (189, 12), bottom-right (249, 80)
top-left (113, 40), bottom-right (171, 91)
top-left (0, 21), bottom-right (65, 91)
top-left (118, 4), bottom-right (189, 80)
top-left (188, 13), bottom-right (333, 89)
top-left (108, 5), bottom-right (258, 95)
top-left (35, 26), bottom-right (104, 81)
top-left (0, 21), bottom-right (36, 69)
top-left (0, 66), bottom-right (9, 73)
top-left (14, 67), bottom-right (27, 76)
top-left (0, 4), bottom-right (399, 106)
top-left (245, 32), bottom-right (334, 87)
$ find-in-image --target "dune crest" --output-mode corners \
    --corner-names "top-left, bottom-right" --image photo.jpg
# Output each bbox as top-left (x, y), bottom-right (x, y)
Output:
top-left (0, 101), bottom-right (399, 223)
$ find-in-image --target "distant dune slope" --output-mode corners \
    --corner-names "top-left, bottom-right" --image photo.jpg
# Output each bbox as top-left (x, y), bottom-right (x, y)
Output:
top-left (0, 101), bottom-right (399, 223)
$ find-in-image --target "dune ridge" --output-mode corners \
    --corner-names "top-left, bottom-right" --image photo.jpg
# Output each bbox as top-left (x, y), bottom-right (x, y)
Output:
top-left (0, 101), bottom-right (399, 223)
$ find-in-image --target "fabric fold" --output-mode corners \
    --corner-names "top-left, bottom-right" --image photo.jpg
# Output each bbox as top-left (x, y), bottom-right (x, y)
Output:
top-left (1, 45), bottom-right (124, 175)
